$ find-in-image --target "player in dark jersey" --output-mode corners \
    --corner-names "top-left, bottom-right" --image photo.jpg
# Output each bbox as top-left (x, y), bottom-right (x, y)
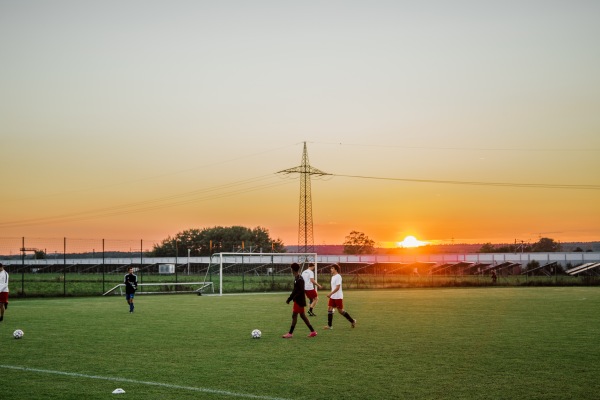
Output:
top-left (282, 263), bottom-right (317, 338)
top-left (124, 267), bottom-right (137, 313)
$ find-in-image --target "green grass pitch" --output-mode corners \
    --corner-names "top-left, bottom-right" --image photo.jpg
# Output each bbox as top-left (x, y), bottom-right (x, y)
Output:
top-left (2, 288), bottom-right (600, 399)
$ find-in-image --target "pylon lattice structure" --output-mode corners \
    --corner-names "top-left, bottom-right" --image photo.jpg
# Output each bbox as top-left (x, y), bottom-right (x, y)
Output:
top-left (278, 142), bottom-right (328, 259)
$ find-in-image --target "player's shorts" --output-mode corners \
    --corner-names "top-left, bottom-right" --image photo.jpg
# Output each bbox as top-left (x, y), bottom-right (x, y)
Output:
top-left (126, 293), bottom-right (135, 301)
top-left (292, 301), bottom-right (305, 314)
top-left (305, 289), bottom-right (318, 300)
top-left (328, 298), bottom-right (344, 309)
top-left (0, 292), bottom-right (8, 304)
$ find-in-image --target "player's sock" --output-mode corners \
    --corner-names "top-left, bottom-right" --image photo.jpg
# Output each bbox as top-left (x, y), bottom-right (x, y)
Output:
top-left (328, 310), bottom-right (333, 327)
top-left (289, 326), bottom-right (295, 334)
top-left (307, 324), bottom-right (315, 332)
top-left (0, 316), bottom-right (3, 321)
top-left (342, 311), bottom-right (354, 322)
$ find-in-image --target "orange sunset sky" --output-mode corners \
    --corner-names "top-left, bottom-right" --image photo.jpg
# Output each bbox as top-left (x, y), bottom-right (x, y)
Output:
top-left (1, 1), bottom-right (599, 248)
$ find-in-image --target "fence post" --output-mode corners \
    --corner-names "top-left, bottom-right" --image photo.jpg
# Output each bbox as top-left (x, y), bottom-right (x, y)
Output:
top-left (63, 237), bottom-right (67, 296)
top-left (21, 237), bottom-right (25, 295)
top-left (102, 239), bottom-right (105, 293)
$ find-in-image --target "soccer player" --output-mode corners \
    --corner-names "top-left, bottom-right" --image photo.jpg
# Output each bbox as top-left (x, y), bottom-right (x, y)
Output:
top-left (0, 263), bottom-right (8, 322)
top-left (325, 264), bottom-right (356, 330)
top-left (301, 263), bottom-right (322, 316)
top-left (282, 263), bottom-right (317, 338)
top-left (124, 267), bottom-right (137, 313)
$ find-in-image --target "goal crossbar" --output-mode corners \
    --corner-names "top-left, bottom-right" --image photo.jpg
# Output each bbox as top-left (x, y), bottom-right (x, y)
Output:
top-left (211, 252), bottom-right (317, 296)
top-left (102, 282), bottom-right (214, 296)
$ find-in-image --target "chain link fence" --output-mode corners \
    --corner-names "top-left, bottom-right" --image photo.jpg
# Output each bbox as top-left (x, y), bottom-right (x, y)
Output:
top-left (1, 237), bottom-right (599, 297)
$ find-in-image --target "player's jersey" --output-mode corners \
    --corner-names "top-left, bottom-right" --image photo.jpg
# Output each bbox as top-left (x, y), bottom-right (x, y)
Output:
top-left (330, 273), bottom-right (343, 299)
top-left (287, 275), bottom-right (307, 307)
top-left (124, 273), bottom-right (138, 294)
top-left (0, 270), bottom-right (8, 293)
top-left (301, 269), bottom-right (315, 290)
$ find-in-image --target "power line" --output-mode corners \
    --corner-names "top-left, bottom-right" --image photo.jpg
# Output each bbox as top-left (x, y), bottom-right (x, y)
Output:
top-left (3, 142), bottom-right (598, 230)
top-left (327, 173), bottom-right (600, 190)
top-left (309, 141), bottom-right (600, 152)
top-left (0, 175), bottom-right (294, 228)
top-left (0, 143), bottom-right (298, 205)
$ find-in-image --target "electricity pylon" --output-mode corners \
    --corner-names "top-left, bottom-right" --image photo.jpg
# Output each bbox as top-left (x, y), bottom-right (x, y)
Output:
top-left (277, 142), bottom-right (328, 257)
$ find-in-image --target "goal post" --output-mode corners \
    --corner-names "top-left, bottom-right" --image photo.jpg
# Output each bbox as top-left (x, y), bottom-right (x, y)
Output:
top-left (211, 252), bottom-right (317, 296)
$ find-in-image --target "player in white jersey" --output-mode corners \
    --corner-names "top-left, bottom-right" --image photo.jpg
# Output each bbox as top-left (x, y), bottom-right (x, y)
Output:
top-left (0, 263), bottom-right (9, 322)
top-left (324, 264), bottom-right (356, 330)
top-left (301, 263), bottom-right (322, 316)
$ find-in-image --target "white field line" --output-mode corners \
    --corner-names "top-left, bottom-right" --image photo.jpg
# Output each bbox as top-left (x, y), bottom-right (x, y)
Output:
top-left (0, 365), bottom-right (291, 400)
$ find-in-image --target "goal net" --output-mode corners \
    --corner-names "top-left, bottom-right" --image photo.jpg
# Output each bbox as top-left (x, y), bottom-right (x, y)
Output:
top-left (209, 252), bottom-right (318, 296)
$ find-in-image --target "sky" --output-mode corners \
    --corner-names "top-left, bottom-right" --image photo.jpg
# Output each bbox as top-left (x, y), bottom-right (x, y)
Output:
top-left (1, 0), bottom-right (599, 249)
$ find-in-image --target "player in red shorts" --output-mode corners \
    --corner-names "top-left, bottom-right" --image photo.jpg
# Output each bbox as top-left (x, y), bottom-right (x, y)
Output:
top-left (282, 263), bottom-right (317, 338)
top-left (0, 263), bottom-right (9, 322)
top-left (301, 263), bottom-right (322, 316)
top-left (325, 264), bottom-right (356, 330)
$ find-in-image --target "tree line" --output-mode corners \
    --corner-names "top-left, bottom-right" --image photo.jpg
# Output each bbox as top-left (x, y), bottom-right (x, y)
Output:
top-left (478, 238), bottom-right (562, 253)
top-left (8, 228), bottom-right (579, 260)
top-left (150, 226), bottom-right (286, 257)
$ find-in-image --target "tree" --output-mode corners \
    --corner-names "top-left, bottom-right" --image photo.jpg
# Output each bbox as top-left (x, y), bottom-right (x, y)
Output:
top-left (343, 231), bottom-right (375, 255)
top-left (150, 226), bottom-right (286, 257)
top-left (479, 243), bottom-right (496, 253)
top-left (34, 250), bottom-right (46, 259)
top-left (531, 237), bottom-right (561, 252)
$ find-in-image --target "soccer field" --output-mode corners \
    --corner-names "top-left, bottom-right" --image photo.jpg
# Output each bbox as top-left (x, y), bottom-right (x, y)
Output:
top-left (2, 288), bottom-right (600, 399)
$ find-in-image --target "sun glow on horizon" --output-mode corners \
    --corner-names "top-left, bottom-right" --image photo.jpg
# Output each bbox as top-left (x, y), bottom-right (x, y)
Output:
top-left (397, 235), bottom-right (427, 248)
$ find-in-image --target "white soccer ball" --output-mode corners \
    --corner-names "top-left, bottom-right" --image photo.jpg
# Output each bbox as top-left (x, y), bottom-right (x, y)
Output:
top-left (13, 329), bottom-right (24, 339)
top-left (251, 329), bottom-right (262, 339)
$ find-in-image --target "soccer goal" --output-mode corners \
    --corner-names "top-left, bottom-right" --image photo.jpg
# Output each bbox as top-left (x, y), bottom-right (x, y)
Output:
top-left (210, 252), bottom-right (317, 296)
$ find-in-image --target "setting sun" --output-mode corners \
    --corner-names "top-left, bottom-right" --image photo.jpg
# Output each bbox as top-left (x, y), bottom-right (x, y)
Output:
top-left (397, 235), bottom-right (427, 248)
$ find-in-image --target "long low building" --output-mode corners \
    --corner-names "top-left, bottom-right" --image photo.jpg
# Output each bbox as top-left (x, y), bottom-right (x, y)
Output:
top-left (1, 252), bottom-right (599, 268)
